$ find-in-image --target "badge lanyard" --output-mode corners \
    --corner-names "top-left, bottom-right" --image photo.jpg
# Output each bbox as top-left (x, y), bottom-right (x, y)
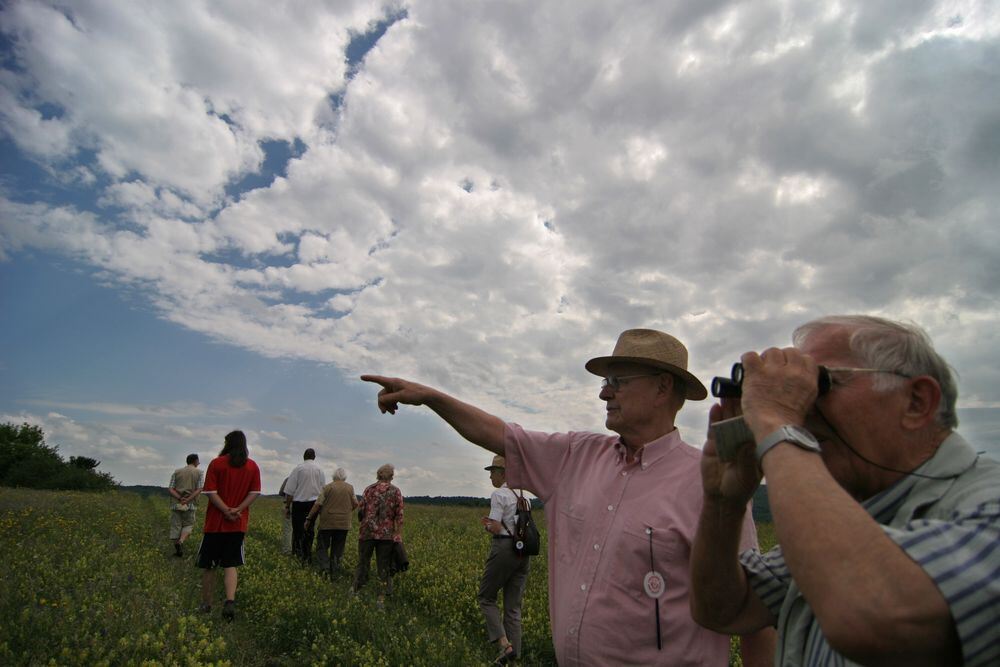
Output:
top-left (643, 526), bottom-right (664, 650)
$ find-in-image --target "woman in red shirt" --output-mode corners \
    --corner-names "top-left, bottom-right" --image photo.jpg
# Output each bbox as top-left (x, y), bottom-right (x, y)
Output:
top-left (197, 430), bottom-right (261, 621)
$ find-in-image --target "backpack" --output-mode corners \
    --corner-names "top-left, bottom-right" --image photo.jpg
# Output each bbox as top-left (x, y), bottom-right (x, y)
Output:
top-left (512, 490), bottom-right (541, 557)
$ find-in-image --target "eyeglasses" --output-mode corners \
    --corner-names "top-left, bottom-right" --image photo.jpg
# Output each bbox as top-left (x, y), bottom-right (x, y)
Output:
top-left (824, 367), bottom-right (911, 388)
top-left (601, 373), bottom-right (662, 390)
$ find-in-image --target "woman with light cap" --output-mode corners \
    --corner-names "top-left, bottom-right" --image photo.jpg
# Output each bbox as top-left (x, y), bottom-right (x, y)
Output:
top-left (305, 467), bottom-right (359, 576)
top-left (478, 455), bottom-right (530, 665)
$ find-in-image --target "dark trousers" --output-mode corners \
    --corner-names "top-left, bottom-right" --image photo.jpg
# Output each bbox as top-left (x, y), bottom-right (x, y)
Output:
top-left (353, 539), bottom-right (395, 595)
top-left (291, 501), bottom-right (316, 563)
top-left (316, 528), bottom-right (348, 574)
top-left (478, 537), bottom-right (530, 656)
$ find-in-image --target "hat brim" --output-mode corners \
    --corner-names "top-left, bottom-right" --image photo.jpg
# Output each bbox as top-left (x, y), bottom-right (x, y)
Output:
top-left (484, 465), bottom-right (505, 471)
top-left (584, 355), bottom-right (708, 401)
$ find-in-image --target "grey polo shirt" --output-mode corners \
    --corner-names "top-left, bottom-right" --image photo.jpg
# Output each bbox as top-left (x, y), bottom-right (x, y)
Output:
top-left (741, 432), bottom-right (1000, 666)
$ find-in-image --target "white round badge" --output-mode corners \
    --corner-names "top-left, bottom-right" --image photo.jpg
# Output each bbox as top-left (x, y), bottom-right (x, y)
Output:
top-left (643, 571), bottom-right (665, 599)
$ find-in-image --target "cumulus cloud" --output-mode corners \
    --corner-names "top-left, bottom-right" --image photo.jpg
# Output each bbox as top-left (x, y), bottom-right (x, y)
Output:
top-left (3, 0), bottom-right (1000, 487)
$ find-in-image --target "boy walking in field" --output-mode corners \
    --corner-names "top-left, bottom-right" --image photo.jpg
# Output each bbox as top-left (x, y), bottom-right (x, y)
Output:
top-left (168, 453), bottom-right (203, 557)
top-left (197, 430), bottom-right (261, 621)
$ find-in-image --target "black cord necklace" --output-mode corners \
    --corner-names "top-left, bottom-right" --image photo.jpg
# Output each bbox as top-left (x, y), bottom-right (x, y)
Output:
top-left (815, 405), bottom-right (977, 481)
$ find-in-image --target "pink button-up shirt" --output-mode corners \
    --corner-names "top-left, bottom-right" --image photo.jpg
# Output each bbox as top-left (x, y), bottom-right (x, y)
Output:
top-left (505, 423), bottom-right (758, 666)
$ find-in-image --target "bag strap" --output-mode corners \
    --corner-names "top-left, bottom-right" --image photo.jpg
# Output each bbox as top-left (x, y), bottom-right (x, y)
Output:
top-left (515, 488), bottom-right (531, 513)
top-left (500, 489), bottom-right (531, 537)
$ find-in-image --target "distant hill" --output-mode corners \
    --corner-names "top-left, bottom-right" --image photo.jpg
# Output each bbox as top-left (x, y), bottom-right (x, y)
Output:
top-left (122, 485), bottom-right (167, 497)
top-left (406, 495), bottom-right (489, 507)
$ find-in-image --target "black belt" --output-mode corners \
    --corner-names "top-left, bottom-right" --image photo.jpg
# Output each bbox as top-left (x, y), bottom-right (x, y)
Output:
top-left (492, 535), bottom-right (513, 539)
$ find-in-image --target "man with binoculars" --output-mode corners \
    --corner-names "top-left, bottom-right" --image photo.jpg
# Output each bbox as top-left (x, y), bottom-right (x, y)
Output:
top-left (690, 315), bottom-right (1000, 666)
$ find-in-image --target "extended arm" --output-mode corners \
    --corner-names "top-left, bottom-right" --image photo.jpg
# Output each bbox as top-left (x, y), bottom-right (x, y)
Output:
top-left (361, 375), bottom-right (506, 454)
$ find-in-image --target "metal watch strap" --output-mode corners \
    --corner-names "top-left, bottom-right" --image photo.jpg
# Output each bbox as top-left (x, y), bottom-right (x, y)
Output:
top-left (755, 424), bottom-right (820, 467)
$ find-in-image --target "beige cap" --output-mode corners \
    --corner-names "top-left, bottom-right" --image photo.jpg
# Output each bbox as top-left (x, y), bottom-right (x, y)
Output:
top-left (584, 328), bottom-right (707, 400)
top-left (484, 455), bottom-right (505, 470)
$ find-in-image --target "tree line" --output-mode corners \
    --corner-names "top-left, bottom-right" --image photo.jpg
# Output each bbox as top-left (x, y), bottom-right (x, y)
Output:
top-left (0, 422), bottom-right (117, 491)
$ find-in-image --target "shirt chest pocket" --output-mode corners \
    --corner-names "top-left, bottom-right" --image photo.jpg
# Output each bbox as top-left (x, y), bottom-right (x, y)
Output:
top-left (556, 505), bottom-right (588, 563)
top-left (608, 521), bottom-right (683, 600)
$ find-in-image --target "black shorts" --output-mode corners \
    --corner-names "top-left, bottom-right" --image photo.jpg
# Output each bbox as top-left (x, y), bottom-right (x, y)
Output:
top-left (196, 532), bottom-right (246, 569)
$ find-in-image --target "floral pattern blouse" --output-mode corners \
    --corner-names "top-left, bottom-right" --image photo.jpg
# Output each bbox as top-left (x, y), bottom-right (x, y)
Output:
top-left (358, 481), bottom-right (403, 541)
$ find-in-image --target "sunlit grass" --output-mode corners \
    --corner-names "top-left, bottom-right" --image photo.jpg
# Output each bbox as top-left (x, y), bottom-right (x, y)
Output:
top-left (0, 488), bottom-right (770, 666)
top-left (0, 489), bottom-right (552, 666)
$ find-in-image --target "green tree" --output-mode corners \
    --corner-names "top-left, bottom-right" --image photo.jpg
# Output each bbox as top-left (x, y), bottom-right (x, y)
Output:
top-left (69, 456), bottom-right (101, 470)
top-left (0, 422), bottom-right (116, 491)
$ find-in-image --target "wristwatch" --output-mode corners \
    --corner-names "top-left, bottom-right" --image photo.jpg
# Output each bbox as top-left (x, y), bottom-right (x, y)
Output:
top-left (756, 424), bottom-right (821, 467)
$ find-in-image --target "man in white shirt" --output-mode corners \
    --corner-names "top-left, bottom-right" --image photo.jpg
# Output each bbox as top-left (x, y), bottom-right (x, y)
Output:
top-left (283, 448), bottom-right (326, 563)
top-left (478, 455), bottom-right (530, 664)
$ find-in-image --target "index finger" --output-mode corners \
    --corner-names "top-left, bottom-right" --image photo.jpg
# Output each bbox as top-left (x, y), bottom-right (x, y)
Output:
top-left (360, 374), bottom-right (393, 388)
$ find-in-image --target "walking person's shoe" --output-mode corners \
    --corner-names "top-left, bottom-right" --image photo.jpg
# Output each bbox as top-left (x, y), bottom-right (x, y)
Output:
top-left (222, 600), bottom-right (236, 622)
top-left (173, 543), bottom-right (183, 558)
top-left (493, 644), bottom-right (516, 665)
top-left (198, 602), bottom-right (212, 614)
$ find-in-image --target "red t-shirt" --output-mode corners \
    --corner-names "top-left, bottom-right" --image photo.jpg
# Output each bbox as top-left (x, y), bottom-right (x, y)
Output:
top-left (202, 454), bottom-right (261, 533)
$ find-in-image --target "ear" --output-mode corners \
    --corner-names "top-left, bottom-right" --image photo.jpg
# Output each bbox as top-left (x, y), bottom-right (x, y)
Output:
top-left (901, 376), bottom-right (942, 430)
top-left (656, 372), bottom-right (676, 396)
top-left (655, 373), bottom-right (684, 410)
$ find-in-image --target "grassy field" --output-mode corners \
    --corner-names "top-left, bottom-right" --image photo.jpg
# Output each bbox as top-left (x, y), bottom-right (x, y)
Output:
top-left (0, 487), bottom-right (775, 666)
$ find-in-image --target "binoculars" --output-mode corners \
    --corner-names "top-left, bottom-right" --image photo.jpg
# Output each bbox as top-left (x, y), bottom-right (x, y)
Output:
top-left (711, 363), bottom-right (833, 398)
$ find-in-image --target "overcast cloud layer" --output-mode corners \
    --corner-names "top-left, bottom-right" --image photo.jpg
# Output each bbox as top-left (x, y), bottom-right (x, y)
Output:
top-left (2, 0), bottom-right (1000, 492)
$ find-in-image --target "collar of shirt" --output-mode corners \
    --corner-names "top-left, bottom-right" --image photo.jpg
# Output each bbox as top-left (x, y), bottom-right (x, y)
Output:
top-left (861, 432), bottom-right (978, 524)
top-left (612, 428), bottom-right (683, 469)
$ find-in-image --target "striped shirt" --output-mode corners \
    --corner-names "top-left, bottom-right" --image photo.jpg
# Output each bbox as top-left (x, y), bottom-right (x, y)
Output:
top-left (741, 432), bottom-right (1000, 666)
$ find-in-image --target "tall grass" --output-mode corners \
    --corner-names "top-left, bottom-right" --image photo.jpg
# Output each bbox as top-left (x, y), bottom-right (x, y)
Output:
top-left (0, 487), bottom-right (772, 666)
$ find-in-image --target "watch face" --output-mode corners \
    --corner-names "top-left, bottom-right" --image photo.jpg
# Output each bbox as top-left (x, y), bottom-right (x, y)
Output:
top-left (788, 426), bottom-right (820, 450)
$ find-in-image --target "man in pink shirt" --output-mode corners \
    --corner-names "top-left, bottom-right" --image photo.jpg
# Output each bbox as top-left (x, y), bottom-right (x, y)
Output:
top-left (362, 329), bottom-right (774, 665)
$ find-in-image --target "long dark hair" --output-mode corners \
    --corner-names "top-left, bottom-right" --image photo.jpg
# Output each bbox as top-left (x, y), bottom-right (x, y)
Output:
top-left (220, 430), bottom-right (248, 468)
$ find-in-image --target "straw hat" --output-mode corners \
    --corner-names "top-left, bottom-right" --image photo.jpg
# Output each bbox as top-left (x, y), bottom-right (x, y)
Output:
top-left (584, 328), bottom-right (707, 400)
top-left (484, 455), bottom-right (506, 470)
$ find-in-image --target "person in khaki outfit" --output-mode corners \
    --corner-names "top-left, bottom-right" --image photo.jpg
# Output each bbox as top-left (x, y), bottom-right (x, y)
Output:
top-left (306, 467), bottom-right (359, 577)
top-left (168, 453), bottom-right (203, 557)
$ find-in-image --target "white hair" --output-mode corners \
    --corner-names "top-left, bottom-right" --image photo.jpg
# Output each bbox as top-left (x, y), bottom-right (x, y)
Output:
top-left (793, 315), bottom-right (958, 429)
top-left (333, 467), bottom-right (347, 481)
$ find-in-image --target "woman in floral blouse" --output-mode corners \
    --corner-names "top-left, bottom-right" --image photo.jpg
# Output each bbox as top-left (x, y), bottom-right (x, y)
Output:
top-left (351, 463), bottom-right (404, 605)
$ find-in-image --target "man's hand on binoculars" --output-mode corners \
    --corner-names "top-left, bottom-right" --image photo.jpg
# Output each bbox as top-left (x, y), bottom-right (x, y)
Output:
top-left (739, 347), bottom-right (820, 441)
top-left (702, 403), bottom-right (761, 506)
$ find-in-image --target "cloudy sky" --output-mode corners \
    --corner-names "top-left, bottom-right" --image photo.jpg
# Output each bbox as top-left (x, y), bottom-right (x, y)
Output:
top-left (2, 0), bottom-right (999, 496)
